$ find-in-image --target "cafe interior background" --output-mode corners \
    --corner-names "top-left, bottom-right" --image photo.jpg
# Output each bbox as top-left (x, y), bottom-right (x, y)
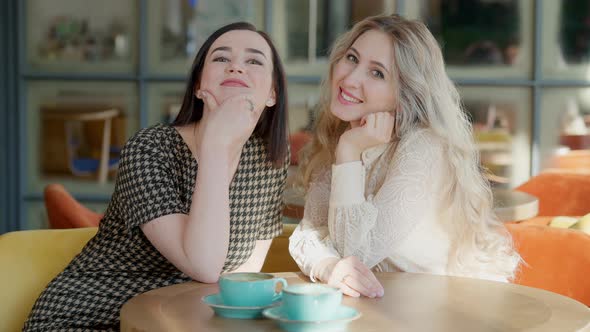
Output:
top-left (1, 0), bottom-right (590, 234)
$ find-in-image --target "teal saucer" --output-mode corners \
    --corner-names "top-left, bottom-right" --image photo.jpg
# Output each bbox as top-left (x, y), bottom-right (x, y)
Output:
top-left (201, 293), bottom-right (281, 319)
top-left (262, 305), bottom-right (361, 332)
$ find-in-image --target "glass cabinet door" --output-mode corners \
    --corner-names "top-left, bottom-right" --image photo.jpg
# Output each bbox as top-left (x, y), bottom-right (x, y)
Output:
top-left (26, 0), bottom-right (138, 73)
top-left (405, 0), bottom-right (533, 79)
top-left (26, 81), bottom-right (139, 195)
top-left (539, 88), bottom-right (590, 169)
top-left (458, 86), bottom-right (532, 187)
top-left (541, 1), bottom-right (590, 80)
top-left (271, 0), bottom-right (396, 76)
top-left (147, 0), bottom-right (265, 75)
top-left (146, 83), bottom-right (186, 126)
top-left (287, 83), bottom-right (322, 134)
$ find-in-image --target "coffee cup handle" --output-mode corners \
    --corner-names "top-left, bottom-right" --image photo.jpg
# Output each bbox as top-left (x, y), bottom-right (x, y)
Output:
top-left (272, 278), bottom-right (288, 301)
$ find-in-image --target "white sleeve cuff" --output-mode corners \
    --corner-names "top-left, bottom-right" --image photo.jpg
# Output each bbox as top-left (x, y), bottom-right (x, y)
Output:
top-left (330, 162), bottom-right (365, 206)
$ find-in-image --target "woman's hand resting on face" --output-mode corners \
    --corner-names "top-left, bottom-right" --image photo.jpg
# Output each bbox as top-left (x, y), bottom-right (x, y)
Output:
top-left (316, 256), bottom-right (384, 298)
top-left (336, 112), bottom-right (395, 164)
top-left (197, 89), bottom-right (262, 160)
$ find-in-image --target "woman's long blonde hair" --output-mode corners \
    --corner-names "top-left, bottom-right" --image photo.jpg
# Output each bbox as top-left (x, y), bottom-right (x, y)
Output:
top-left (299, 14), bottom-right (520, 280)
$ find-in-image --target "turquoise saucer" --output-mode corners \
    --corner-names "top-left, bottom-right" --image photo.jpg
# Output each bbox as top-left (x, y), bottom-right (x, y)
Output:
top-left (262, 305), bottom-right (361, 332)
top-left (201, 293), bottom-right (281, 319)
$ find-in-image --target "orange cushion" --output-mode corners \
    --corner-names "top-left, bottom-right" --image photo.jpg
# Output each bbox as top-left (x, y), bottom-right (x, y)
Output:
top-left (507, 223), bottom-right (590, 306)
top-left (289, 131), bottom-right (312, 166)
top-left (44, 184), bottom-right (103, 229)
top-left (516, 172), bottom-right (590, 217)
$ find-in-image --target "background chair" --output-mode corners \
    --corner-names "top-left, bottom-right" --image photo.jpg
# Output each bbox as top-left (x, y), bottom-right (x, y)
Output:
top-left (260, 224), bottom-right (300, 273)
top-left (507, 223), bottom-right (590, 306)
top-left (288, 131), bottom-right (312, 166)
top-left (515, 172), bottom-right (590, 217)
top-left (43, 107), bottom-right (121, 184)
top-left (0, 228), bottom-right (98, 332)
top-left (44, 183), bottom-right (103, 229)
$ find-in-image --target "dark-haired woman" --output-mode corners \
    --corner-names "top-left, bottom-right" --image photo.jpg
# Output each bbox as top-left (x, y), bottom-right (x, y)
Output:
top-left (24, 22), bottom-right (289, 331)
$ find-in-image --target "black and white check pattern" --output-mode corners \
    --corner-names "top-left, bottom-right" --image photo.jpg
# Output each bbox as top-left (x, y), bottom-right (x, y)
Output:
top-left (24, 124), bottom-right (288, 331)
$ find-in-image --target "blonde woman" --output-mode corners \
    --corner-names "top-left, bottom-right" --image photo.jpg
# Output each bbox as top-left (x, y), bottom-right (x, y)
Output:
top-left (289, 14), bottom-right (520, 298)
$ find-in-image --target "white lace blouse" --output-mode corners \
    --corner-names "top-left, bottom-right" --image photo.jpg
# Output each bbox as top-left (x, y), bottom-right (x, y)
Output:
top-left (289, 128), bottom-right (468, 281)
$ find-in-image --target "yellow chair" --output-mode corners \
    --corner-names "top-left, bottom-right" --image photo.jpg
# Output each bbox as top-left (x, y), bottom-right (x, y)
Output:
top-left (261, 223), bottom-right (300, 273)
top-left (0, 227), bottom-right (97, 332)
top-left (0, 224), bottom-right (298, 331)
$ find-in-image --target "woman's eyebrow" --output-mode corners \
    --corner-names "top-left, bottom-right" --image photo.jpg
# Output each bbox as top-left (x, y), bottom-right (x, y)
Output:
top-left (211, 46), bottom-right (267, 59)
top-left (246, 48), bottom-right (267, 59)
top-left (211, 46), bottom-right (231, 54)
top-left (350, 47), bottom-right (390, 75)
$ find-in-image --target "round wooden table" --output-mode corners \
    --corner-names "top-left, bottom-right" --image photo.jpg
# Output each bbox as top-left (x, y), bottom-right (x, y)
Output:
top-left (493, 189), bottom-right (539, 222)
top-left (120, 272), bottom-right (590, 332)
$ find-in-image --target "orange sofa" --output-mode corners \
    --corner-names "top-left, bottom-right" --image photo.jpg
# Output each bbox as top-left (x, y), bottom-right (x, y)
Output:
top-left (510, 171), bottom-right (590, 306)
top-left (515, 172), bottom-right (590, 217)
top-left (507, 219), bottom-right (590, 306)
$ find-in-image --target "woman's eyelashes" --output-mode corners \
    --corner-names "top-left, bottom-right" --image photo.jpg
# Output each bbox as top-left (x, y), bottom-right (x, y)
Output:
top-left (371, 69), bottom-right (385, 79)
top-left (246, 58), bottom-right (263, 65)
top-left (213, 56), bottom-right (230, 63)
top-left (346, 53), bottom-right (358, 63)
top-left (212, 56), bottom-right (263, 66)
top-left (345, 53), bottom-right (385, 80)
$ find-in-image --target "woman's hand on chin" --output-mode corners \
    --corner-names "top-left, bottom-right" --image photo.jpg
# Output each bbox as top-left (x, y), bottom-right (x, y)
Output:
top-left (336, 112), bottom-right (395, 164)
top-left (197, 89), bottom-right (261, 159)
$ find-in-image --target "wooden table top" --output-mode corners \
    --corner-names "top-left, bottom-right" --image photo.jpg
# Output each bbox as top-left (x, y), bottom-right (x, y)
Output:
top-left (493, 189), bottom-right (539, 222)
top-left (120, 272), bottom-right (590, 332)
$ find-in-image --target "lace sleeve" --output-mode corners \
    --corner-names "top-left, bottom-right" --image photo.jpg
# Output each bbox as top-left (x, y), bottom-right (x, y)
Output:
top-left (289, 170), bottom-right (340, 279)
top-left (329, 131), bottom-right (444, 269)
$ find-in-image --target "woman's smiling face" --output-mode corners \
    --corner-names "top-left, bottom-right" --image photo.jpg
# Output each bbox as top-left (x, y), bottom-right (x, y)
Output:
top-left (330, 29), bottom-right (397, 124)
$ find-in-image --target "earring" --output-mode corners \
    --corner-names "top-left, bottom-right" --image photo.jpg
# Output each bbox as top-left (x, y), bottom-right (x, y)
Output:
top-left (265, 99), bottom-right (275, 107)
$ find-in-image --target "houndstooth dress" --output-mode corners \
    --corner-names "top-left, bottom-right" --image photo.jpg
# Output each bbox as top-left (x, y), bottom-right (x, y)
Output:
top-left (23, 124), bottom-right (288, 331)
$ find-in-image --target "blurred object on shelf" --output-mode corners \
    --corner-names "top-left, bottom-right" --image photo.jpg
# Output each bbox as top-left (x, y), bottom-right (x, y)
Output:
top-left (472, 103), bottom-right (513, 188)
top-left (423, 0), bottom-right (522, 67)
top-left (161, 0), bottom-right (257, 61)
top-left (560, 98), bottom-right (588, 136)
top-left (37, 15), bottom-right (129, 63)
top-left (559, 98), bottom-right (590, 150)
top-left (559, 135), bottom-right (590, 150)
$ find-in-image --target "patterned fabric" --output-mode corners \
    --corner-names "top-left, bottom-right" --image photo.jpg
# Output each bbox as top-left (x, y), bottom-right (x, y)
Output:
top-left (290, 128), bottom-right (510, 283)
top-left (24, 124), bottom-right (288, 331)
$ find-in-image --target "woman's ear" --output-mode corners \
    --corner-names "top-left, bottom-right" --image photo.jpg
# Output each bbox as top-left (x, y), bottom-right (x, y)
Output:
top-left (266, 88), bottom-right (277, 107)
top-left (194, 84), bottom-right (201, 98)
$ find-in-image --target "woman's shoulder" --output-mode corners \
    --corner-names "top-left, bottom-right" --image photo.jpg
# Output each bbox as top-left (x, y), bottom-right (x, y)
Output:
top-left (399, 127), bottom-right (445, 153)
top-left (123, 124), bottom-right (178, 152)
